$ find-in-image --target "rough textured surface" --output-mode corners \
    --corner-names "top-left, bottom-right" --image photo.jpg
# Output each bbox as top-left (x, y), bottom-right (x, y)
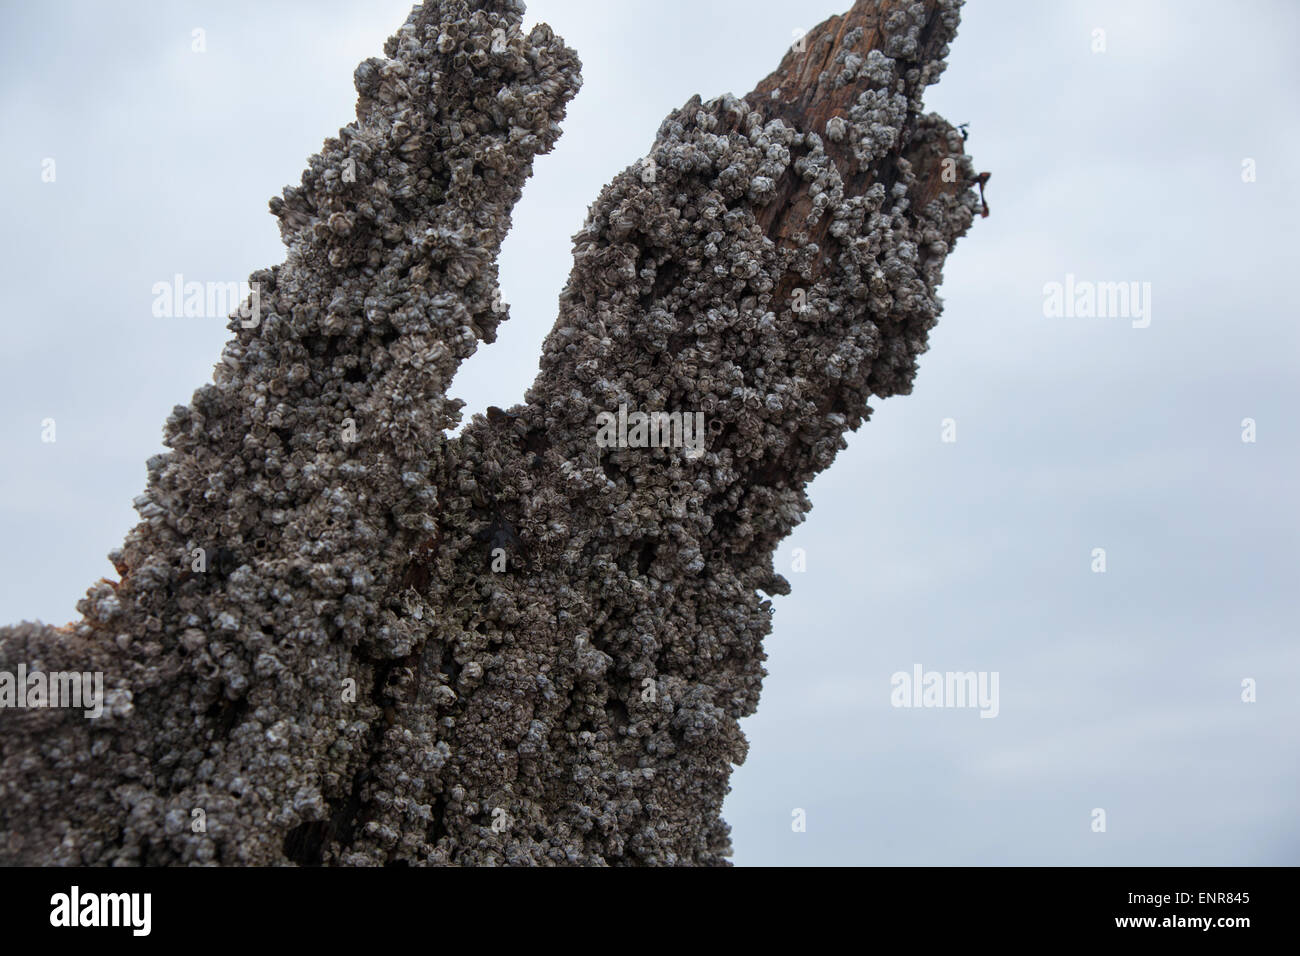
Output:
top-left (0, 0), bottom-right (980, 865)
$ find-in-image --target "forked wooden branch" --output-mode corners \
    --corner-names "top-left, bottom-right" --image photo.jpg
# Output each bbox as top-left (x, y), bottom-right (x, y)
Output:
top-left (0, 0), bottom-right (981, 865)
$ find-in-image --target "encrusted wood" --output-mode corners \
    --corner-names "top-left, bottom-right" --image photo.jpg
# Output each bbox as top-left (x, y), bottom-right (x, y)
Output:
top-left (0, 0), bottom-right (981, 865)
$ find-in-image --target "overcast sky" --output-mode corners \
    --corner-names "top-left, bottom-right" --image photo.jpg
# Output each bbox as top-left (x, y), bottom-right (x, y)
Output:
top-left (2, 0), bottom-right (1297, 865)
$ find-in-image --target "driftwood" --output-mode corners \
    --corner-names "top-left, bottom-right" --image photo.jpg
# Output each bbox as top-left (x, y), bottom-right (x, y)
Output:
top-left (0, 0), bottom-right (981, 865)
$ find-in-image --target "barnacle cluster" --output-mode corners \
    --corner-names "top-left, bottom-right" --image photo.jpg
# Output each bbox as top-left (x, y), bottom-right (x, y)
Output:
top-left (0, 0), bottom-right (979, 865)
